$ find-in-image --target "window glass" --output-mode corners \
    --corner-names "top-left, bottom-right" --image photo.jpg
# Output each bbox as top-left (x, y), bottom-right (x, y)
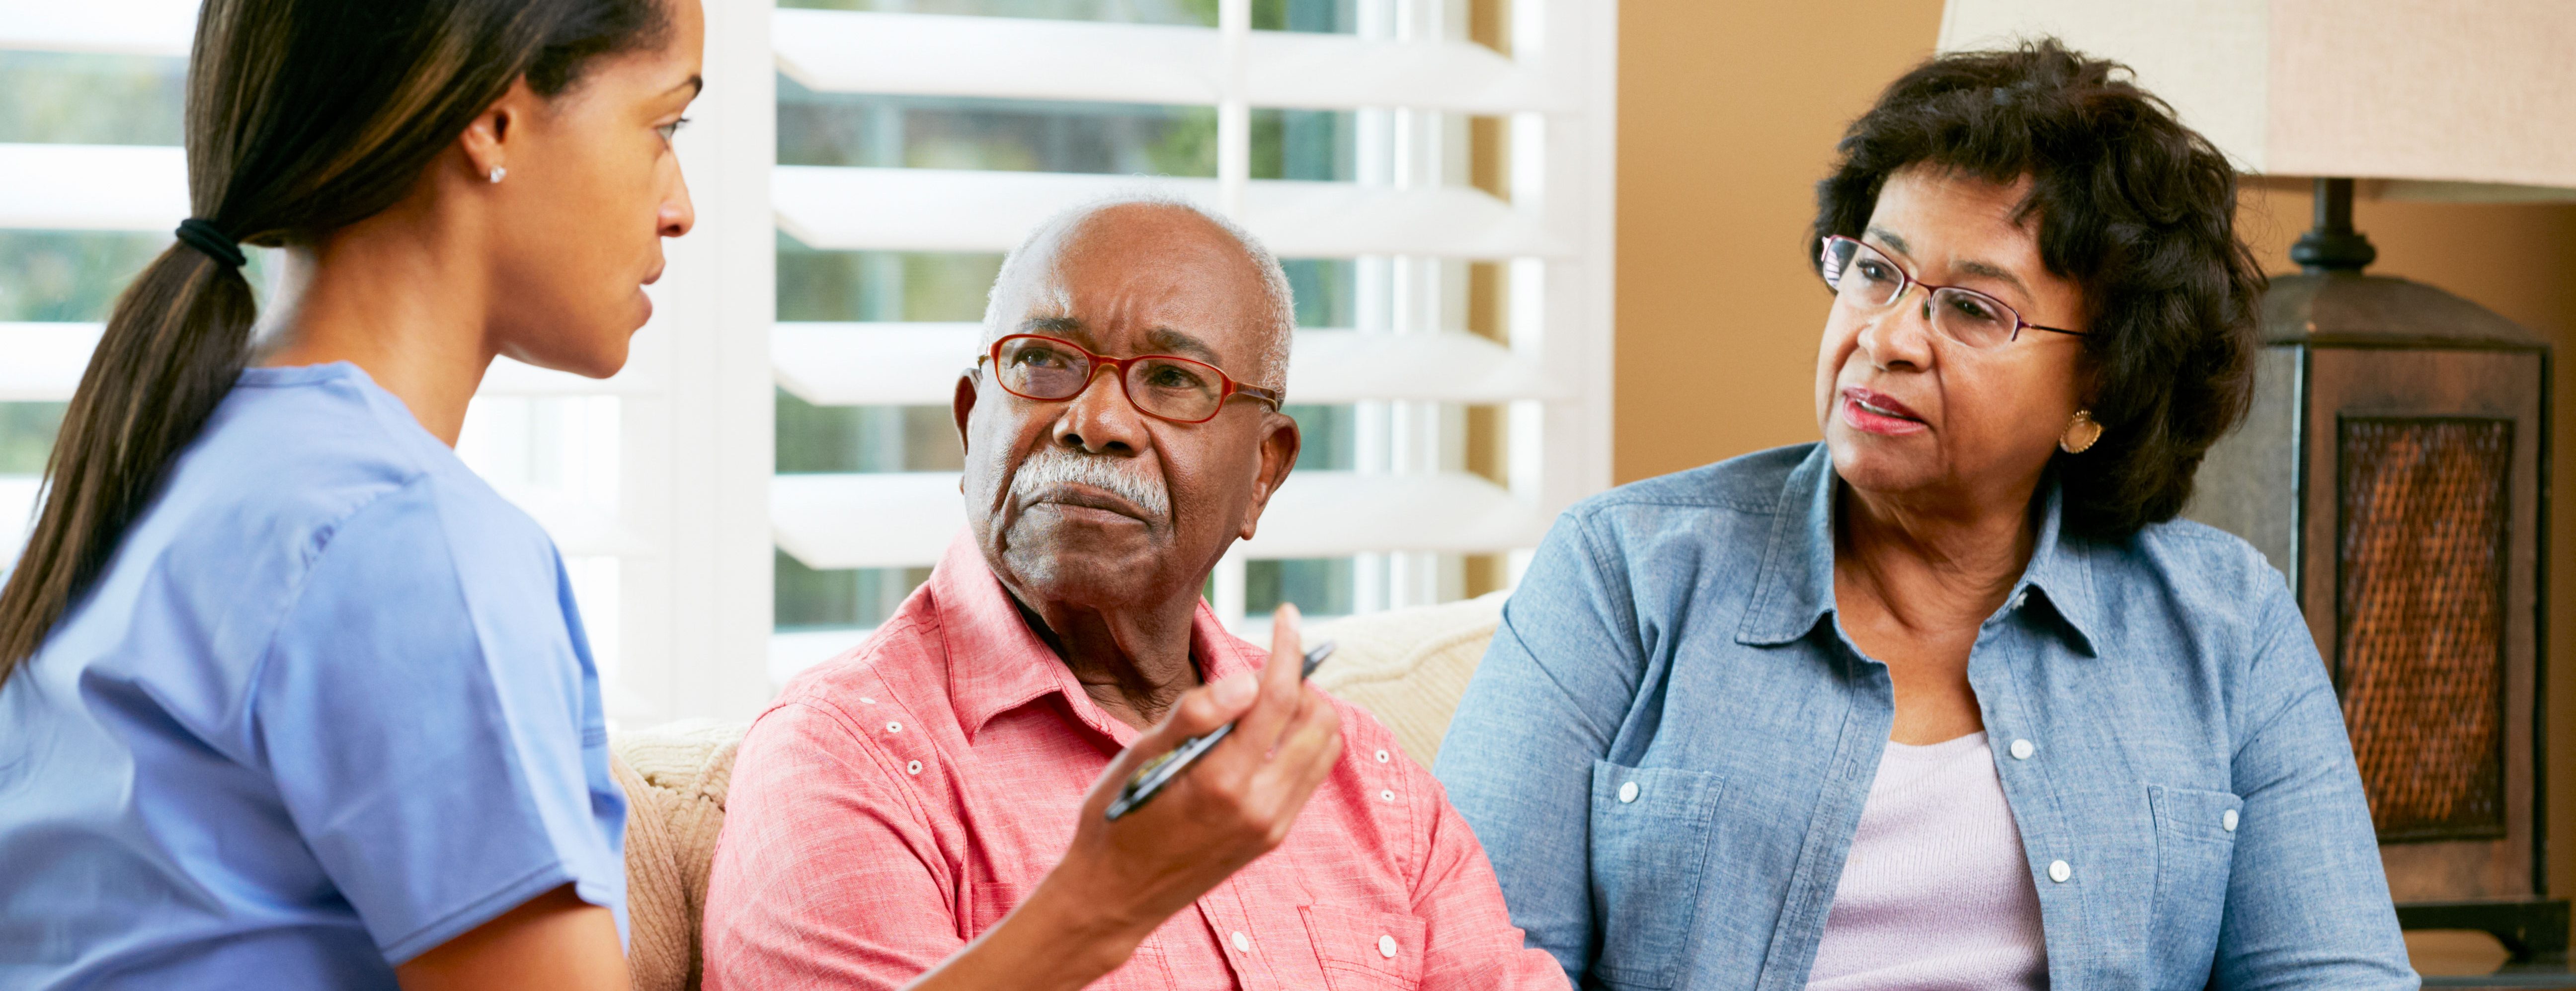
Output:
top-left (0, 52), bottom-right (185, 146)
top-left (1246, 556), bottom-right (1354, 617)
top-left (1282, 403), bottom-right (1353, 470)
top-left (1255, 108), bottom-right (1354, 181)
top-left (777, 394), bottom-right (964, 473)
top-left (781, 82), bottom-right (1215, 175)
top-left (0, 403), bottom-right (66, 474)
top-left (1281, 258), bottom-right (1353, 327)
top-left (776, 551), bottom-right (932, 630)
top-left (777, 0), bottom-right (1358, 32)
top-left (780, 76), bottom-right (1357, 181)
top-left (0, 231), bottom-right (177, 322)
top-left (778, 239), bottom-right (1003, 322)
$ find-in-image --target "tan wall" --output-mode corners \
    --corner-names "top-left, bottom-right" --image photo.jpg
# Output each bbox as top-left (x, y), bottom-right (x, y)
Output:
top-left (1615, 0), bottom-right (1948, 483)
top-left (1616, 0), bottom-right (2576, 897)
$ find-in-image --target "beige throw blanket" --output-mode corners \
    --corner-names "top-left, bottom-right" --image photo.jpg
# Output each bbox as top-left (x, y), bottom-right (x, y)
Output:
top-left (611, 718), bottom-right (747, 991)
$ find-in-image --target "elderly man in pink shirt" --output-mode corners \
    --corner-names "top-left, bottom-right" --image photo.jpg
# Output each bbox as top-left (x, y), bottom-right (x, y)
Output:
top-left (702, 197), bottom-right (1567, 991)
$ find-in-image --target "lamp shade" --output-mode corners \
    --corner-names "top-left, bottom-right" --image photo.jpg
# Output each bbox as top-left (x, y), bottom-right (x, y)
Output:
top-left (1937, 0), bottom-right (2576, 201)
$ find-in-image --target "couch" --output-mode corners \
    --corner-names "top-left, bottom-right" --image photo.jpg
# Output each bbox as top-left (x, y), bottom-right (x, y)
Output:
top-left (608, 592), bottom-right (1508, 991)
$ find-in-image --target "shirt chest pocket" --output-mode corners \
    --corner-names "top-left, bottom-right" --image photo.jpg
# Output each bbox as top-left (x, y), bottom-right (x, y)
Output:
top-left (1588, 761), bottom-right (1726, 990)
top-left (1300, 905), bottom-right (1427, 991)
top-left (2147, 783), bottom-right (2243, 972)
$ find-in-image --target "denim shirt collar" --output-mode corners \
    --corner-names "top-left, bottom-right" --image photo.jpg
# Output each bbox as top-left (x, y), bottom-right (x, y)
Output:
top-left (1734, 445), bottom-right (2101, 656)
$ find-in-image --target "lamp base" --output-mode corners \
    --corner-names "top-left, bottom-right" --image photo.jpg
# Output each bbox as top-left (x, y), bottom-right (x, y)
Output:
top-left (2289, 176), bottom-right (2380, 274)
top-left (2401, 899), bottom-right (2573, 962)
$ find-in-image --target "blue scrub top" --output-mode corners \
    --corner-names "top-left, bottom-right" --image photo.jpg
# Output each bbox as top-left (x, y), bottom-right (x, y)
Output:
top-left (0, 363), bottom-right (627, 988)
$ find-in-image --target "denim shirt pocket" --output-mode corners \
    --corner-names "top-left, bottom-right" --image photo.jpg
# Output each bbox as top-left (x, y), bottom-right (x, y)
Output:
top-left (2147, 783), bottom-right (2243, 972)
top-left (1589, 761), bottom-right (1726, 990)
top-left (1301, 905), bottom-right (1428, 991)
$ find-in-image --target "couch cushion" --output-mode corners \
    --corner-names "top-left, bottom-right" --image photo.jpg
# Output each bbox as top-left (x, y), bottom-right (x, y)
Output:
top-left (612, 718), bottom-right (747, 991)
top-left (1308, 592), bottom-right (1506, 767)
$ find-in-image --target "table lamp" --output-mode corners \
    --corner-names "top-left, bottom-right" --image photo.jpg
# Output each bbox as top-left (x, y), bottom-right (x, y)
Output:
top-left (1941, 0), bottom-right (2576, 962)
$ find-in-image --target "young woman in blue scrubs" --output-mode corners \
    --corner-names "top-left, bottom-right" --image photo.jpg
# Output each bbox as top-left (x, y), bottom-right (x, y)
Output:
top-left (0, 0), bottom-right (702, 987)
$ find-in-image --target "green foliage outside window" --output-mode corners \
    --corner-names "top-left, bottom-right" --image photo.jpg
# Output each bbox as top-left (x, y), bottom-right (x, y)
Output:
top-left (0, 52), bottom-right (184, 146)
top-left (775, 551), bottom-right (932, 630)
top-left (0, 403), bottom-right (67, 475)
top-left (1246, 557), bottom-right (1354, 617)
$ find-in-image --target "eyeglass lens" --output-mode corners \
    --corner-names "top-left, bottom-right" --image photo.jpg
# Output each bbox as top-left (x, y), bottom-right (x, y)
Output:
top-left (1821, 237), bottom-right (2025, 349)
top-left (995, 336), bottom-right (1230, 421)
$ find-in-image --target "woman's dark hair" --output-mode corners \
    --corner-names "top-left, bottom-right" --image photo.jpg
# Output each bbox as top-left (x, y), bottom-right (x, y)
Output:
top-left (0, 0), bottom-right (670, 679)
top-left (1813, 38), bottom-right (2266, 539)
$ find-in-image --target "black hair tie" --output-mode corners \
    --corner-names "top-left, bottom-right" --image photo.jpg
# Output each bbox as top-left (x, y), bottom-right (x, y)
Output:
top-left (174, 218), bottom-right (246, 270)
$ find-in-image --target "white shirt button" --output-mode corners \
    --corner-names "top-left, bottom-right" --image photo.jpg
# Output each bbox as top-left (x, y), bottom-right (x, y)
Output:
top-left (2009, 739), bottom-right (2035, 761)
top-left (1230, 931), bottom-right (1251, 952)
top-left (2048, 859), bottom-right (2072, 883)
top-left (905, 760), bottom-right (922, 775)
top-left (886, 721), bottom-right (902, 733)
top-left (2011, 590), bottom-right (2028, 610)
top-left (1378, 934), bottom-right (1398, 958)
top-left (1618, 781), bottom-right (1640, 804)
top-left (1374, 749), bottom-right (1391, 763)
top-left (1379, 789), bottom-right (1395, 802)
top-left (2223, 809), bottom-right (2240, 832)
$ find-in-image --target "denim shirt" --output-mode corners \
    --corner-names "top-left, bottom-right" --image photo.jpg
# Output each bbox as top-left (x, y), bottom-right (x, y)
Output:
top-left (1434, 444), bottom-right (2414, 991)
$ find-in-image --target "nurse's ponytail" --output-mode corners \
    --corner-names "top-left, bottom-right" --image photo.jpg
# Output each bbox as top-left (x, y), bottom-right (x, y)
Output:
top-left (0, 0), bottom-right (670, 681)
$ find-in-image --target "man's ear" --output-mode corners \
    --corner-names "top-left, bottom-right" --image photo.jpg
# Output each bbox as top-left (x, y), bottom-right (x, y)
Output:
top-left (952, 371), bottom-right (979, 457)
top-left (1235, 409), bottom-right (1301, 541)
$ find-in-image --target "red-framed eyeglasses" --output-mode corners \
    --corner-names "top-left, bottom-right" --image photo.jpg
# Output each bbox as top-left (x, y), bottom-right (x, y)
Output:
top-left (977, 333), bottom-right (1283, 425)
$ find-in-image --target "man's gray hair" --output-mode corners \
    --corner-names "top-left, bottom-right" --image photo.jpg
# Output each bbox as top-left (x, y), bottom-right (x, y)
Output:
top-left (980, 191), bottom-right (1297, 390)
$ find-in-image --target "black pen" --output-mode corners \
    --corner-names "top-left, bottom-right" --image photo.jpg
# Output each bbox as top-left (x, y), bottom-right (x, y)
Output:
top-left (1105, 641), bottom-right (1335, 822)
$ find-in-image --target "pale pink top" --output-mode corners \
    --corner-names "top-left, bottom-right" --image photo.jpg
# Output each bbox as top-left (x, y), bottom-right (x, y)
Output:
top-left (1805, 732), bottom-right (2049, 990)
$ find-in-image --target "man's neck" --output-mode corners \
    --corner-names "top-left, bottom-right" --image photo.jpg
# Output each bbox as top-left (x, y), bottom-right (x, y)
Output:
top-left (1007, 591), bottom-right (1204, 730)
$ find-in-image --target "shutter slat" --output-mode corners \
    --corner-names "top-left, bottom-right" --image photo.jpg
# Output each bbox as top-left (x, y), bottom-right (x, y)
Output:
top-left (0, 144), bottom-right (188, 231)
top-left (775, 165), bottom-right (1553, 259)
top-left (773, 469), bottom-right (1546, 570)
top-left (773, 8), bottom-right (1554, 114)
top-left (0, 1), bottom-right (195, 57)
top-left (0, 323), bottom-right (102, 401)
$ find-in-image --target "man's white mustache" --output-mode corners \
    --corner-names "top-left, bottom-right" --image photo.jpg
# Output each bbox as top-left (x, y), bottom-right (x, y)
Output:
top-left (1010, 447), bottom-right (1171, 519)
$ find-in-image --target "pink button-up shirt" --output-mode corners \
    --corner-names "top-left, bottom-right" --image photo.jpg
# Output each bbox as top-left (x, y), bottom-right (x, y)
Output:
top-left (704, 537), bottom-right (1567, 991)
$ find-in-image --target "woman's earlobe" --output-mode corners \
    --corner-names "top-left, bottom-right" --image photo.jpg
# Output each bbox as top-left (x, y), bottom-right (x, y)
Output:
top-left (2059, 410), bottom-right (2103, 454)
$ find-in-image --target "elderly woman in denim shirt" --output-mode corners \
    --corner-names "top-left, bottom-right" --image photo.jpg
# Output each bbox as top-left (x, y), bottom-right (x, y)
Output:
top-left (1436, 40), bottom-right (2414, 991)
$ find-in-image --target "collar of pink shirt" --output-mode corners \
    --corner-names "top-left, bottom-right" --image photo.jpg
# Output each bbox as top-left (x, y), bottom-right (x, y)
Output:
top-left (931, 534), bottom-right (1258, 751)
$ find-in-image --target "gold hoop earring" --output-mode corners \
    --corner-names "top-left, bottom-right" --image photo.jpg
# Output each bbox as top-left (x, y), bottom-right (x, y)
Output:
top-left (2060, 410), bottom-right (2103, 454)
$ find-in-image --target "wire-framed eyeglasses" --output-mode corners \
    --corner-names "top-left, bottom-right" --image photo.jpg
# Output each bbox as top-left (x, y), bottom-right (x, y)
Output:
top-left (1819, 234), bottom-right (2085, 348)
top-left (978, 333), bottom-right (1282, 425)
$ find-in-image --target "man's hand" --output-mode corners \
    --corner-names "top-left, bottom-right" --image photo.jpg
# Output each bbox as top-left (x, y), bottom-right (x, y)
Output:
top-left (903, 604), bottom-right (1344, 991)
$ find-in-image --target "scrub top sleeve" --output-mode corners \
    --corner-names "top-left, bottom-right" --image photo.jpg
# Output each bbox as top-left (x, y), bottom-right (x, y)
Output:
top-left (250, 478), bottom-right (625, 965)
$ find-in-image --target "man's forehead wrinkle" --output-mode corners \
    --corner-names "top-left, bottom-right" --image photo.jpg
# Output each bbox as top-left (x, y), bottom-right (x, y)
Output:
top-left (1041, 231), bottom-right (1265, 366)
top-left (1144, 326), bottom-right (1223, 365)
